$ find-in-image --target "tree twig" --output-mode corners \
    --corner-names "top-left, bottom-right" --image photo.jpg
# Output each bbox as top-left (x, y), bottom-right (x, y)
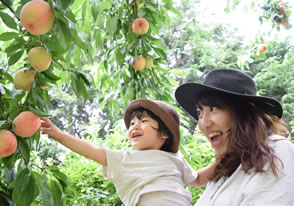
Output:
top-left (0, 0), bottom-right (15, 15)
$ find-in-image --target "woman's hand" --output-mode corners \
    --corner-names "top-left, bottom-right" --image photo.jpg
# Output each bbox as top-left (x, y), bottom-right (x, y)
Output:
top-left (40, 117), bottom-right (63, 142)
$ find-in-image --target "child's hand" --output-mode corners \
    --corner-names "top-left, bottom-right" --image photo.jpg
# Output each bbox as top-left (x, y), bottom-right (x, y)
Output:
top-left (40, 117), bottom-right (63, 142)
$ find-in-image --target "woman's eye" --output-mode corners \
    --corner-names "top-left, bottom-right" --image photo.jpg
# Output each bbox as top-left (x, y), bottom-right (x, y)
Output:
top-left (197, 109), bottom-right (202, 117)
top-left (210, 106), bottom-right (218, 111)
top-left (142, 119), bottom-right (148, 123)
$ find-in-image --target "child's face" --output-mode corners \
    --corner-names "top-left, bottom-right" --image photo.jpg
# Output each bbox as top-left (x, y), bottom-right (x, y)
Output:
top-left (128, 111), bottom-right (168, 150)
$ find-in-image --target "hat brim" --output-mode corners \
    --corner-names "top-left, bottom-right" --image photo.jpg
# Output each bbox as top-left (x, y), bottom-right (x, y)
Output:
top-left (175, 83), bottom-right (283, 120)
top-left (124, 99), bottom-right (180, 153)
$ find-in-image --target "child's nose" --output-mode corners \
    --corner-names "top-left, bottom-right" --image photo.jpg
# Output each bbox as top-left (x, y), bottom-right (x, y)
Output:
top-left (132, 120), bottom-right (141, 128)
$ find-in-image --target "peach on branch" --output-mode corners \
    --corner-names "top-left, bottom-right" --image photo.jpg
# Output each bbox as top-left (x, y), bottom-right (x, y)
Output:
top-left (0, 130), bottom-right (17, 158)
top-left (132, 18), bottom-right (149, 35)
top-left (14, 68), bottom-right (36, 91)
top-left (282, 18), bottom-right (289, 25)
top-left (144, 56), bottom-right (153, 69)
top-left (132, 56), bottom-right (146, 71)
top-left (258, 44), bottom-right (267, 53)
top-left (13, 111), bottom-right (41, 138)
top-left (20, 0), bottom-right (55, 35)
top-left (28, 46), bottom-right (52, 71)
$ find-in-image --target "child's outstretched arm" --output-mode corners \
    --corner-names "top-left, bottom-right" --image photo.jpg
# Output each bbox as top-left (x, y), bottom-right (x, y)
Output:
top-left (188, 162), bottom-right (217, 188)
top-left (40, 117), bottom-right (107, 166)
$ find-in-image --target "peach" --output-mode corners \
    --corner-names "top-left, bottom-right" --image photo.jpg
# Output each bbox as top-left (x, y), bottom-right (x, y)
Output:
top-left (259, 44), bottom-right (267, 53)
top-left (144, 56), bottom-right (153, 69)
top-left (20, 0), bottom-right (55, 35)
top-left (13, 111), bottom-right (41, 138)
top-left (132, 18), bottom-right (149, 35)
top-left (28, 46), bottom-right (52, 71)
top-left (0, 130), bottom-right (17, 157)
top-left (282, 18), bottom-right (289, 25)
top-left (14, 68), bottom-right (36, 91)
top-left (132, 56), bottom-right (146, 71)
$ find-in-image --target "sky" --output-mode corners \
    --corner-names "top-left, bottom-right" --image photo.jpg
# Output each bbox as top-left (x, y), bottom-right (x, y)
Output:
top-left (198, 0), bottom-right (294, 44)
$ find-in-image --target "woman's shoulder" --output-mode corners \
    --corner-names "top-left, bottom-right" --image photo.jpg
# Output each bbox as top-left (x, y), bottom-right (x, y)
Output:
top-left (268, 134), bottom-right (294, 158)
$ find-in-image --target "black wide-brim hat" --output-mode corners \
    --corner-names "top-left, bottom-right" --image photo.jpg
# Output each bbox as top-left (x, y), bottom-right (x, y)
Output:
top-left (175, 69), bottom-right (283, 120)
top-left (124, 98), bottom-right (180, 153)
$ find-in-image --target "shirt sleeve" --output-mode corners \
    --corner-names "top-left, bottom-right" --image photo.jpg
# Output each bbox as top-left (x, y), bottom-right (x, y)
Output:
top-left (102, 148), bottom-right (123, 179)
top-left (181, 156), bottom-right (198, 184)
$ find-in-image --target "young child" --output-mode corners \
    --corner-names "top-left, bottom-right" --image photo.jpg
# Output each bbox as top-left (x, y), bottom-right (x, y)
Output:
top-left (40, 98), bottom-right (215, 206)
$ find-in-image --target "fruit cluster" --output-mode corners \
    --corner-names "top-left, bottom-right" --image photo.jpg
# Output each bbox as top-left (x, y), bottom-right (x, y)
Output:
top-left (14, 0), bottom-right (54, 91)
top-left (273, 2), bottom-right (290, 26)
top-left (1, 0), bottom-right (52, 158)
top-left (131, 18), bottom-right (154, 71)
top-left (0, 111), bottom-right (41, 157)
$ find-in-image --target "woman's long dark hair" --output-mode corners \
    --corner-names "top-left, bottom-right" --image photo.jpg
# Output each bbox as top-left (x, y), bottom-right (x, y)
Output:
top-left (196, 91), bottom-right (288, 181)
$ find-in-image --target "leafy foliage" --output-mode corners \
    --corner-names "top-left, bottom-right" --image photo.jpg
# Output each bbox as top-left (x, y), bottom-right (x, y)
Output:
top-left (0, 0), bottom-right (293, 204)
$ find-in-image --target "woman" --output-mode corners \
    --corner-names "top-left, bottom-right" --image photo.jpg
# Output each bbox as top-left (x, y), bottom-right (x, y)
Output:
top-left (175, 69), bottom-right (294, 205)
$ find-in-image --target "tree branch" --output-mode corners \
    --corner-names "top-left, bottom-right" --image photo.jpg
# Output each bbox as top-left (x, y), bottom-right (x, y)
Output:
top-left (0, 0), bottom-right (15, 14)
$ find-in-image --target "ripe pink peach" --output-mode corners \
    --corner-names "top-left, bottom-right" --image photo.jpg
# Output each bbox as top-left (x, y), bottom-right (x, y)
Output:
top-left (132, 18), bottom-right (149, 35)
top-left (0, 130), bottom-right (17, 158)
top-left (20, 0), bottom-right (54, 35)
top-left (132, 56), bottom-right (146, 71)
top-left (13, 111), bottom-right (41, 138)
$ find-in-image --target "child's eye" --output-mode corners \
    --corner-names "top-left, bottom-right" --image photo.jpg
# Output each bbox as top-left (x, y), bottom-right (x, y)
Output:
top-left (130, 121), bottom-right (135, 126)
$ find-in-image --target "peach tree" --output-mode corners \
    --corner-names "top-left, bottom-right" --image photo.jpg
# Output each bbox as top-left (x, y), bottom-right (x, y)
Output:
top-left (0, 0), bottom-right (180, 205)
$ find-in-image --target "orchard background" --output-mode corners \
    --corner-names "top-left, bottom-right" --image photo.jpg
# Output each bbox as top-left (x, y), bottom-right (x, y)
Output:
top-left (0, 0), bottom-right (293, 205)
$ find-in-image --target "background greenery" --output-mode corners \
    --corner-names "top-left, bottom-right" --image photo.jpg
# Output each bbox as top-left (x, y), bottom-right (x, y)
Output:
top-left (0, 0), bottom-right (293, 205)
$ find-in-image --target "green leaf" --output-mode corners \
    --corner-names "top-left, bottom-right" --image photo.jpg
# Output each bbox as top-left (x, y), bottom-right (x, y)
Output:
top-left (49, 169), bottom-right (68, 186)
top-left (3, 71), bottom-right (14, 82)
top-left (106, 16), bottom-right (118, 35)
top-left (91, 1), bottom-right (99, 21)
top-left (49, 179), bottom-right (64, 206)
top-left (42, 70), bottom-right (61, 81)
top-left (8, 50), bottom-right (24, 66)
top-left (95, 28), bottom-right (104, 50)
top-left (99, 0), bottom-right (112, 13)
top-left (0, 11), bottom-right (18, 30)
top-left (55, 19), bottom-right (72, 50)
top-left (5, 43), bottom-right (22, 54)
top-left (28, 107), bottom-right (49, 117)
top-left (12, 168), bottom-right (39, 206)
top-left (153, 46), bottom-right (167, 60)
top-left (0, 32), bottom-right (18, 41)
top-left (18, 139), bottom-right (30, 162)
top-left (79, 72), bottom-right (91, 86)
top-left (55, 0), bottom-right (74, 10)
top-left (33, 172), bottom-right (55, 206)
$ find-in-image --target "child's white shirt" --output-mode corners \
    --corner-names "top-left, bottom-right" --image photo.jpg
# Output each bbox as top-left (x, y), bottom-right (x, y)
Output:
top-left (103, 149), bottom-right (198, 206)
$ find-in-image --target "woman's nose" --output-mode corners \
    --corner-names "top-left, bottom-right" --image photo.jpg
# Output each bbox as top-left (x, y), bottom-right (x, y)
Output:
top-left (200, 112), bottom-right (213, 128)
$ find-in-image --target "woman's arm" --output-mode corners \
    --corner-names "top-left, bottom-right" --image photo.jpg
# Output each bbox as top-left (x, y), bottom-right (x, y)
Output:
top-left (188, 162), bottom-right (217, 187)
top-left (40, 117), bottom-right (107, 166)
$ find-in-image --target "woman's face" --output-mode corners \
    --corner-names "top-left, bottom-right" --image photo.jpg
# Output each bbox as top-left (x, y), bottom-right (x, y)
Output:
top-left (197, 104), bottom-right (233, 156)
